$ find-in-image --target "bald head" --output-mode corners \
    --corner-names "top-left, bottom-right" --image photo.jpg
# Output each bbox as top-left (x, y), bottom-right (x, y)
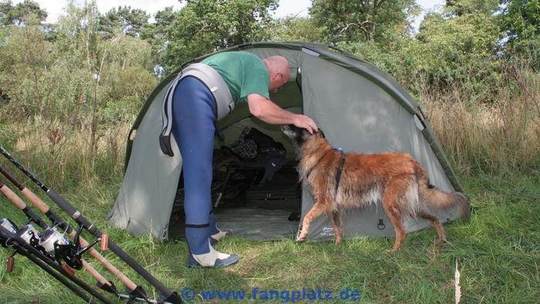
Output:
top-left (263, 56), bottom-right (290, 92)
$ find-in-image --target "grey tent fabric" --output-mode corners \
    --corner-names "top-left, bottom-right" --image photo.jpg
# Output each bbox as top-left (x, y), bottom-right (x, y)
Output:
top-left (109, 42), bottom-right (463, 241)
top-left (108, 80), bottom-right (183, 239)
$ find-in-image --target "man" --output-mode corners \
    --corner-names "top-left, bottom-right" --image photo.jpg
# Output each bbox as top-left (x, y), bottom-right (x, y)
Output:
top-left (168, 51), bottom-right (317, 268)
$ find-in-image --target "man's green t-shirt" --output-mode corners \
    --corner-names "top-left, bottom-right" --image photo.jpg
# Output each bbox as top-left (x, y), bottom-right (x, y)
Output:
top-left (202, 51), bottom-right (270, 104)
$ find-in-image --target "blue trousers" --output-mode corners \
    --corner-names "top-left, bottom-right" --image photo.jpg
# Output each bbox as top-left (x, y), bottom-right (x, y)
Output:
top-left (172, 76), bottom-right (220, 255)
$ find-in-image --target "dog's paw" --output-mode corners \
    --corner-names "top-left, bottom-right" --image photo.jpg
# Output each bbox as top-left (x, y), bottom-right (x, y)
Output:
top-left (296, 235), bottom-right (307, 242)
top-left (386, 246), bottom-right (402, 254)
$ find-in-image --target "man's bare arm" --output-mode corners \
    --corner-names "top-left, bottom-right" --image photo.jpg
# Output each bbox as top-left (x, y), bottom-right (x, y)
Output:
top-left (247, 93), bottom-right (318, 133)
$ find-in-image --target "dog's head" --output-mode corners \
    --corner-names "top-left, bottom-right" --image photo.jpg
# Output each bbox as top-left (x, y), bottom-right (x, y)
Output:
top-left (281, 125), bottom-right (325, 147)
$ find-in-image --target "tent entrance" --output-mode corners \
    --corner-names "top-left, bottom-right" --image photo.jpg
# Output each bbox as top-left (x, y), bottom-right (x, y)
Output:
top-left (167, 163), bottom-right (301, 241)
top-left (167, 134), bottom-right (302, 241)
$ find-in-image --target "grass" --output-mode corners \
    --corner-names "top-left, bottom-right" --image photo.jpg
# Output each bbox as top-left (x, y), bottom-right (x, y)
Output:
top-left (422, 65), bottom-right (540, 176)
top-left (0, 166), bottom-right (538, 303)
top-left (0, 64), bottom-right (538, 303)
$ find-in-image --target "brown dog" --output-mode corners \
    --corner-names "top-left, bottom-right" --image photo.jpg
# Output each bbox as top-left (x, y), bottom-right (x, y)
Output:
top-left (282, 125), bottom-right (470, 251)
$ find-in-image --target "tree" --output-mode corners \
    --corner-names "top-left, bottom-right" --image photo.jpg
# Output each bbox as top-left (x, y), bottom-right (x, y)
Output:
top-left (445, 0), bottom-right (499, 16)
top-left (0, 0), bottom-right (156, 160)
top-left (99, 6), bottom-right (149, 38)
top-left (310, 0), bottom-right (419, 44)
top-left (0, 22), bottom-right (54, 117)
top-left (500, 0), bottom-right (540, 69)
top-left (141, 6), bottom-right (176, 66)
top-left (268, 16), bottom-right (323, 42)
top-left (0, 0), bottom-right (47, 26)
top-left (163, 0), bottom-right (278, 72)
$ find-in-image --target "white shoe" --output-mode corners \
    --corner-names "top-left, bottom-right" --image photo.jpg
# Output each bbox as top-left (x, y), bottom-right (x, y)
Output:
top-left (210, 229), bottom-right (228, 242)
top-left (188, 241), bottom-right (239, 268)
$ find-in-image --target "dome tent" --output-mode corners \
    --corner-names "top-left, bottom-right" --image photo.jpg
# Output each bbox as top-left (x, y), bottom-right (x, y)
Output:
top-left (108, 42), bottom-right (463, 241)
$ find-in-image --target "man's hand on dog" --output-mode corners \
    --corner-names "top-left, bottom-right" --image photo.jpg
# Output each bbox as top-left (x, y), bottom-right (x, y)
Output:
top-left (293, 114), bottom-right (318, 134)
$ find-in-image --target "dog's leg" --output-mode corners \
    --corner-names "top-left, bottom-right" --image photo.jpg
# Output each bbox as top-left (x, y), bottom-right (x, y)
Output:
top-left (297, 202), bottom-right (326, 242)
top-left (418, 211), bottom-right (447, 244)
top-left (383, 178), bottom-right (409, 252)
top-left (385, 205), bottom-right (405, 252)
top-left (328, 210), bottom-right (343, 245)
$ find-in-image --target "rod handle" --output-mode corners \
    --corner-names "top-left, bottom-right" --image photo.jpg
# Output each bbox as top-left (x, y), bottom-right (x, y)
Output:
top-left (82, 260), bottom-right (111, 287)
top-left (0, 184), bottom-right (27, 209)
top-left (21, 188), bottom-right (50, 213)
top-left (76, 234), bottom-right (138, 291)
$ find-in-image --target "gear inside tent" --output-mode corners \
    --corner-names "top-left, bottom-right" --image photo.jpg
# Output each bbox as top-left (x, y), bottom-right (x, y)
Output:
top-left (108, 42), bottom-right (464, 241)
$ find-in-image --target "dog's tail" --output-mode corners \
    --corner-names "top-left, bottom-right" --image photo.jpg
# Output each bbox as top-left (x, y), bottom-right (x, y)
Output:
top-left (414, 162), bottom-right (470, 220)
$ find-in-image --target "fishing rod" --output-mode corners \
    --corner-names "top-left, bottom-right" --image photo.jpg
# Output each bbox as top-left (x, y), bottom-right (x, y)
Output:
top-left (0, 179), bottom-right (117, 295)
top-left (0, 166), bottom-right (149, 302)
top-left (0, 183), bottom-right (166, 303)
top-left (0, 146), bottom-right (181, 304)
top-left (0, 220), bottom-right (113, 304)
top-left (0, 221), bottom-right (94, 303)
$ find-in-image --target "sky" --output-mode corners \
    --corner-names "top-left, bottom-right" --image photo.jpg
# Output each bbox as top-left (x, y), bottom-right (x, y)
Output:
top-left (12, 0), bottom-right (446, 29)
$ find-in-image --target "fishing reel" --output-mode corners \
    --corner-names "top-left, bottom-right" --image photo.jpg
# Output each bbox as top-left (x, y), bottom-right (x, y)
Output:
top-left (17, 223), bottom-right (41, 247)
top-left (39, 224), bottom-right (98, 270)
top-left (0, 218), bottom-right (18, 246)
top-left (0, 218), bottom-right (17, 234)
top-left (6, 217), bottom-right (98, 270)
top-left (0, 218), bottom-right (18, 272)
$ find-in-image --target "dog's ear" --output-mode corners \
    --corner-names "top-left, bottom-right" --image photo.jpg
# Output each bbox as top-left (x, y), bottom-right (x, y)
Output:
top-left (317, 129), bottom-right (326, 138)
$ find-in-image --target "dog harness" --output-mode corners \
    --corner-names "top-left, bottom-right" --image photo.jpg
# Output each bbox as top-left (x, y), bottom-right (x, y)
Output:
top-left (334, 149), bottom-right (346, 196)
top-left (304, 147), bottom-right (346, 197)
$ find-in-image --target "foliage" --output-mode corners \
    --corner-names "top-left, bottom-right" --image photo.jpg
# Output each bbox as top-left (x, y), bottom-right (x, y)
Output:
top-left (500, 0), bottom-right (540, 69)
top-left (0, 24), bottom-right (54, 117)
top-left (414, 10), bottom-right (501, 99)
top-left (268, 16), bottom-right (323, 42)
top-left (310, 0), bottom-right (419, 43)
top-left (0, 0), bottom-right (155, 160)
top-left (333, 0), bottom-right (504, 102)
top-left (162, 0), bottom-right (278, 72)
top-left (0, 0), bottom-right (46, 26)
top-left (140, 6), bottom-right (176, 68)
top-left (98, 6), bottom-right (149, 39)
top-left (0, 1), bottom-right (539, 302)
top-left (445, 0), bottom-right (500, 16)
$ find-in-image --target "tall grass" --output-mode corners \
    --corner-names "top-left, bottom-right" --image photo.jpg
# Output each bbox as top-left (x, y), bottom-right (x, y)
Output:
top-left (421, 62), bottom-right (540, 175)
top-left (1, 67), bottom-right (538, 191)
top-left (0, 119), bottom-right (131, 192)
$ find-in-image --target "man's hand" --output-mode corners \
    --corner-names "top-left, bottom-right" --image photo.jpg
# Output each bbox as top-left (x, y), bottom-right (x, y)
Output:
top-left (293, 114), bottom-right (318, 134)
top-left (247, 94), bottom-right (318, 133)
